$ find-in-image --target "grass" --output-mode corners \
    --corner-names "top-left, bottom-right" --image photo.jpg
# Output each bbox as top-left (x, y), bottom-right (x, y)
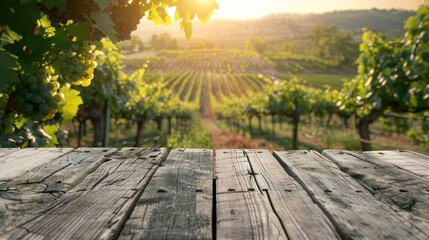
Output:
top-left (296, 73), bottom-right (355, 89)
top-left (63, 114), bottom-right (211, 151)
top-left (217, 115), bottom-right (429, 154)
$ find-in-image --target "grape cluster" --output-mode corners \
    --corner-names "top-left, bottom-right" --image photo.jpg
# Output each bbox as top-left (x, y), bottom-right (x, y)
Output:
top-left (66, 0), bottom-right (99, 23)
top-left (13, 72), bottom-right (64, 121)
top-left (38, 4), bottom-right (68, 28)
top-left (57, 43), bottom-right (97, 87)
top-left (0, 112), bottom-right (18, 134)
top-left (110, 1), bottom-right (143, 41)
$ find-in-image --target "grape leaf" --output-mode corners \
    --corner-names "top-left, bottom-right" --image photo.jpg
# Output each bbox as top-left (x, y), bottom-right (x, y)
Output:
top-left (0, 50), bottom-right (18, 69)
top-left (64, 23), bottom-right (93, 42)
top-left (149, 4), bottom-right (172, 25)
top-left (59, 86), bottom-right (83, 123)
top-left (99, 38), bottom-right (118, 51)
top-left (43, 124), bottom-right (59, 147)
top-left (0, 50), bottom-right (19, 93)
top-left (90, 11), bottom-right (118, 42)
top-left (94, 0), bottom-right (118, 10)
top-left (0, 25), bottom-right (22, 45)
top-left (180, 20), bottom-right (193, 40)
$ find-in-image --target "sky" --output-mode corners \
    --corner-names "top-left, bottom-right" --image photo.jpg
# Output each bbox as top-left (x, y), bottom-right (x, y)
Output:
top-left (213, 0), bottom-right (424, 19)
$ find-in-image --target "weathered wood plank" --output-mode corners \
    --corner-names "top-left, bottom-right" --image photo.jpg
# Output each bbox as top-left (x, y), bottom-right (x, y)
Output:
top-left (362, 150), bottom-right (429, 179)
top-left (1, 148), bottom-right (167, 240)
top-left (119, 148), bottom-right (213, 240)
top-left (0, 148), bottom-right (73, 181)
top-left (275, 150), bottom-right (429, 239)
top-left (217, 190), bottom-right (286, 239)
top-left (216, 150), bottom-right (286, 239)
top-left (244, 150), bottom-right (340, 239)
top-left (216, 149), bottom-right (257, 193)
top-left (0, 148), bottom-right (117, 234)
top-left (323, 150), bottom-right (429, 219)
top-left (0, 148), bottom-right (19, 158)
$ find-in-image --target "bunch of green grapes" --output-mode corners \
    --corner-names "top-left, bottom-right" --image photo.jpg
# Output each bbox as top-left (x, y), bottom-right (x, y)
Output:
top-left (57, 43), bottom-right (97, 87)
top-left (13, 71), bottom-right (64, 121)
top-left (0, 112), bottom-right (18, 134)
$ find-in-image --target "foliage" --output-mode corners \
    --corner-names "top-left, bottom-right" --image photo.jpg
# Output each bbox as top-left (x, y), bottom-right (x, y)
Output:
top-left (188, 38), bottom-right (214, 49)
top-left (246, 36), bottom-right (268, 55)
top-left (116, 35), bottom-right (145, 53)
top-left (0, 0), bottom-right (218, 147)
top-left (167, 115), bottom-right (211, 149)
top-left (337, 5), bottom-right (429, 150)
top-left (150, 33), bottom-right (179, 51)
top-left (307, 25), bottom-right (359, 66)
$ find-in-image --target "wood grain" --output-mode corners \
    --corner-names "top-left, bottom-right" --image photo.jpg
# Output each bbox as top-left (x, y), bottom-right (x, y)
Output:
top-left (0, 148), bottom-right (73, 181)
top-left (0, 148), bottom-right (19, 158)
top-left (1, 148), bottom-right (166, 240)
top-left (216, 150), bottom-right (286, 240)
top-left (119, 148), bottom-right (213, 240)
top-left (0, 148), bottom-right (116, 234)
top-left (363, 150), bottom-right (429, 179)
top-left (324, 150), bottom-right (429, 219)
top-left (244, 149), bottom-right (340, 239)
top-left (275, 150), bottom-right (429, 239)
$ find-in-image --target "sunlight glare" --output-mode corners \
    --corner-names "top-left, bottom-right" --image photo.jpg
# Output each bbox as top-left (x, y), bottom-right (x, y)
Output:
top-left (213, 0), bottom-right (422, 20)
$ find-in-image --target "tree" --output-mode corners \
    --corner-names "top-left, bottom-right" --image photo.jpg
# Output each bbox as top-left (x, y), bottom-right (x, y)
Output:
top-left (116, 35), bottom-right (145, 53)
top-left (246, 36), bottom-right (268, 55)
top-left (337, 5), bottom-right (429, 150)
top-left (188, 38), bottom-right (214, 49)
top-left (150, 33), bottom-right (179, 51)
top-left (0, 0), bottom-right (218, 147)
top-left (266, 78), bottom-right (314, 149)
top-left (307, 25), bottom-right (359, 66)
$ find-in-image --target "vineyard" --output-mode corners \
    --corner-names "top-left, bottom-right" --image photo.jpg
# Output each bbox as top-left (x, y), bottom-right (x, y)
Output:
top-left (122, 45), bottom-right (429, 153)
top-left (0, 1), bottom-right (428, 154)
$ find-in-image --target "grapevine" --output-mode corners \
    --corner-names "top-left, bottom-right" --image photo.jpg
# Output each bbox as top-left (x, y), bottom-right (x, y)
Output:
top-left (0, 0), bottom-right (218, 147)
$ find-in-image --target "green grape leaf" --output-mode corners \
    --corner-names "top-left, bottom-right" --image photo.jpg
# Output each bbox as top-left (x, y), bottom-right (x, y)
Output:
top-left (59, 86), bottom-right (83, 123)
top-left (14, 116), bottom-right (28, 129)
top-left (149, 4), bottom-right (172, 25)
top-left (0, 25), bottom-right (22, 45)
top-left (64, 23), bottom-right (93, 42)
top-left (0, 69), bottom-right (19, 93)
top-left (0, 50), bottom-right (19, 93)
top-left (94, 0), bottom-right (118, 10)
top-left (90, 11), bottom-right (118, 42)
top-left (98, 38), bottom-right (118, 51)
top-left (180, 20), bottom-right (193, 40)
top-left (0, 50), bottom-right (19, 69)
top-left (43, 124), bottom-right (59, 147)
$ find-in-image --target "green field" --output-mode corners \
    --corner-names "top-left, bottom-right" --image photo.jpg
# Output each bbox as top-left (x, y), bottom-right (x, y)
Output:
top-left (295, 73), bottom-right (355, 89)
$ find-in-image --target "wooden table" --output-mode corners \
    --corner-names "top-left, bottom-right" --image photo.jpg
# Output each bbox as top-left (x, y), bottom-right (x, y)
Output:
top-left (1, 148), bottom-right (429, 239)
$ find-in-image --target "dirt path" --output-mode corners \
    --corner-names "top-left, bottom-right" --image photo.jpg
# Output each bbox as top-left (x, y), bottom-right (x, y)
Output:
top-left (204, 119), bottom-right (281, 152)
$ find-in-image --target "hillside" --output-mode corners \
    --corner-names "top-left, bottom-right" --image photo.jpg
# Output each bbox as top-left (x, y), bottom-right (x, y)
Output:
top-left (135, 9), bottom-right (415, 48)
